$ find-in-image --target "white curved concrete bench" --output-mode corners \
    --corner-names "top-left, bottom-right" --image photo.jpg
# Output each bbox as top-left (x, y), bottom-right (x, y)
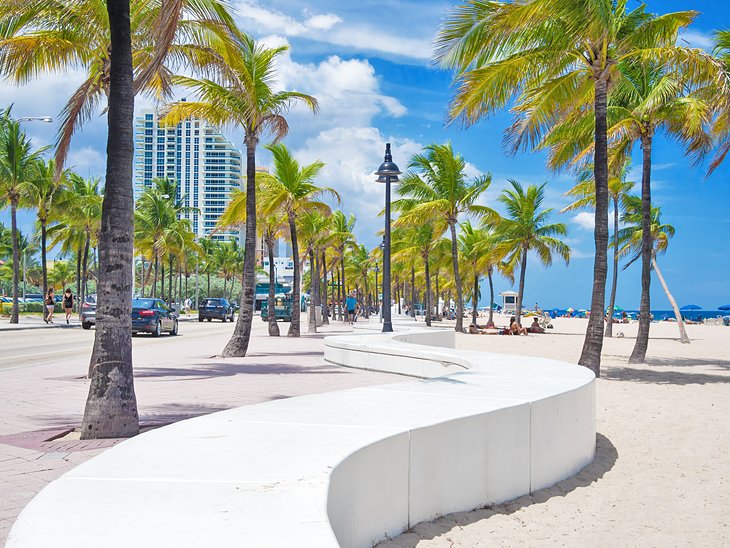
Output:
top-left (8, 329), bottom-right (595, 548)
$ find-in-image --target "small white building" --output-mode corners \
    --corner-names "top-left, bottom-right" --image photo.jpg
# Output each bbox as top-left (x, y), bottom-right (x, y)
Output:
top-left (499, 291), bottom-right (519, 314)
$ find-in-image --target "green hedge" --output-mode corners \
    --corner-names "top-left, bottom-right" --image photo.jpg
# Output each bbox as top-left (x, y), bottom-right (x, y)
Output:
top-left (1, 302), bottom-right (63, 315)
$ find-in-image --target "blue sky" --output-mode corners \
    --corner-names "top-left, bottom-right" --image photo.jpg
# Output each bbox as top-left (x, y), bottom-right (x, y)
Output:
top-left (1, 0), bottom-right (729, 310)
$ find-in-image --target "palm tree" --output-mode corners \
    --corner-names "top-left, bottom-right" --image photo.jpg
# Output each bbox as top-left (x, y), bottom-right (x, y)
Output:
top-left (617, 197), bottom-right (688, 344)
top-left (163, 34), bottom-right (318, 355)
top-left (21, 158), bottom-right (69, 319)
top-left (708, 30), bottom-right (730, 175)
top-left (0, 0), bottom-right (239, 174)
top-left (51, 175), bottom-right (102, 310)
top-left (548, 58), bottom-right (713, 360)
top-left (394, 143), bottom-right (493, 332)
top-left (562, 162), bottom-right (634, 337)
top-left (258, 142), bottom-right (338, 337)
top-left (80, 0), bottom-right (138, 440)
top-left (328, 211), bottom-right (356, 321)
top-left (435, 0), bottom-right (710, 373)
top-left (49, 260), bottom-right (74, 289)
top-left (498, 181), bottom-right (571, 327)
top-left (297, 211), bottom-right (332, 333)
top-left (0, 113), bottom-right (46, 323)
top-left (346, 244), bottom-right (372, 319)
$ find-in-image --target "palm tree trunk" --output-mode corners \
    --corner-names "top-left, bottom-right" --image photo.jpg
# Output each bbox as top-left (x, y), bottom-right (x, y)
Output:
top-left (81, 0), bottom-right (139, 439)
top-left (472, 271), bottom-right (479, 326)
top-left (321, 252), bottom-right (329, 325)
top-left (410, 266), bottom-right (416, 318)
top-left (153, 255), bottom-right (159, 298)
top-left (340, 253), bottom-right (346, 322)
top-left (308, 249), bottom-right (317, 333)
top-left (449, 221), bottom-right (464, 332)
top-left (266, 237), bottom-right (279, 336)
top-left (223, 138), bottom-right (257, 356)
top-left (434, 272), bottom-right (440, 320)
top-left (578, 74), bottom-right (610, 376)
top-left (40, 220), bottom-right (48, 321)
top-left (424, 253), bottom-right (432, 327)
top-left (363, 275), bottom-right (370, 319)
top-left (9, 199), bottom-right (20, 324)
top-left (629, 134), bottom-right (654, 363)
top-left (168, 255), bottom-right (173, 304)
top-left (80, 233), bottom-right (91, 317)
top-left (652, 255), bottom-right (689, 344)
top-left (206, 271), bottom-right (210, 296)
top-left (140, 257), bottom-right (146, 298)
top-left (605, 197), bottom-right (620, 337)
top-left (515, 247), bottom-right (528, 326)
top-left (75, 247), bottom-right (82, 312)
top-left (287, 212), bottom-right (301, 337)
top-left (336, 267), bottom-right (343, 321)
top-left (487, 268), bottom-right (495, 325)
top-left (396, 275), bottom-right (401, 315)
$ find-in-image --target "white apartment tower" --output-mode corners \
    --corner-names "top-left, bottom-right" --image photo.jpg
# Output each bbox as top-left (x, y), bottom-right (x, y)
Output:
top-left (133, 109), bottom-right (242, 241)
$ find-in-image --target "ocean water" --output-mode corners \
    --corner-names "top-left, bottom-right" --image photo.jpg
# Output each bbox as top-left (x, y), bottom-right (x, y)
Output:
top-left (544, 308), bottom-right (729, 321)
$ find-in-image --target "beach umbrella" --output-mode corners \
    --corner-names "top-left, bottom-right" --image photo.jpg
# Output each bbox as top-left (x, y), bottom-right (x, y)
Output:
top-left (679, 304), bottom-right (702, 310)
top-left (566, 307), bottom-right (574, 313)
top-left (718, 304), bottom-right (730, 311)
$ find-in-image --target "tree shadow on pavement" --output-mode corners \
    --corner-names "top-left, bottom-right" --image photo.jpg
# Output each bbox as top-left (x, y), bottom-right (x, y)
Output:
top-left (133, 362), bottom-right (349, 380)
top-left (379, 433), bottom-right (617, 548)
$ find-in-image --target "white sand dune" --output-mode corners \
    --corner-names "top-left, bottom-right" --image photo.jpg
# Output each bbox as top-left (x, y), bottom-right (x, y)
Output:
top-left (379, 318), bottom-right (730, 547)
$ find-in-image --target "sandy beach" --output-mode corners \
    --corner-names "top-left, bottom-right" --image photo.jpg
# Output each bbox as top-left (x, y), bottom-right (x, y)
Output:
top-left (379, 316), bottom-right (730, 547)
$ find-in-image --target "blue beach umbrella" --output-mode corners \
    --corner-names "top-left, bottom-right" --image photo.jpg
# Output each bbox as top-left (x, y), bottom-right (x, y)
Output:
top-left (718, 304), bottom-right (730, 311)
top-left (679, 304), bottom-right (702, 310)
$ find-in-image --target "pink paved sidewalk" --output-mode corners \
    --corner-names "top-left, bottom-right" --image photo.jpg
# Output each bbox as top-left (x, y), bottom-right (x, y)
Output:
top-left (0, 320), bottom-right (402, 543)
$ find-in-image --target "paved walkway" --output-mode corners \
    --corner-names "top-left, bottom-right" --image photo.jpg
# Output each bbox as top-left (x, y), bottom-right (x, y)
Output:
top-left (0, 318), bottom-right (403, 543)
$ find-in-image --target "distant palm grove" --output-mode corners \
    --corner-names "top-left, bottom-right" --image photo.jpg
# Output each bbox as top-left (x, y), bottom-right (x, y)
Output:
top-left (1, 0), bottom-right (729, 438)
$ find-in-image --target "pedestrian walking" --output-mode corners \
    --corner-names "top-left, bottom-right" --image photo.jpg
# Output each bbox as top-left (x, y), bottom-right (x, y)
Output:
top-left (63, 288), bottom-right (74, 324)
top-left (44, 288), bottom-right (55, 324)
top-left (183, 297), bottom-right (192, 318)
top-left (345, 291), bottom-right (358, 325)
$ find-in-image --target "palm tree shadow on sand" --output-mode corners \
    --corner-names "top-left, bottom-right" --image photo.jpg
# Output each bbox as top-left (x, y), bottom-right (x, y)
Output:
top-left (378, 433), bottom-right (617, 547)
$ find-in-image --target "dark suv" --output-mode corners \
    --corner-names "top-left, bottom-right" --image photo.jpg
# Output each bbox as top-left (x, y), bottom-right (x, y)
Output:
top-left (198, 298), bottom-right (235, 322)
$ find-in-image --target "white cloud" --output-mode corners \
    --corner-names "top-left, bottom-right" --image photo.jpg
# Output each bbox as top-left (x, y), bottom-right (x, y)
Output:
top-left (571, 211), bottom-right (595, 231)
top-left (67, 147), bottom-right (105, 178)
top-left (679, 30), bottom-right (714, 50)
top-left (235, 1), bottom-right (431, 60)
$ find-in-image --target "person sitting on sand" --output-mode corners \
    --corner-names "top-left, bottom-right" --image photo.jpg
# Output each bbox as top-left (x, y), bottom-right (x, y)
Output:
top-left (468, 323), bottom-right (483, 334)
top-left (528, 317), bottom-right (545, 334)
top-left (509, 316), bottom-right (528, 336)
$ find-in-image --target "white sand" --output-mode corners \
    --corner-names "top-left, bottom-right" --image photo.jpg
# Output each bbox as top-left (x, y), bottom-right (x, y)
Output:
top-left (379, 317), bottom-right (730, 547)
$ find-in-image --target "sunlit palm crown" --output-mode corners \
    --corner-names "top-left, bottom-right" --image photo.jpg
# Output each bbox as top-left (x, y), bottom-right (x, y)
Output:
top-left (435, 0), bottom-right (720, 154)
top-left (0, 0), bottom-right (240, 172)
top-left (618, 196), bottom-right (674, 259)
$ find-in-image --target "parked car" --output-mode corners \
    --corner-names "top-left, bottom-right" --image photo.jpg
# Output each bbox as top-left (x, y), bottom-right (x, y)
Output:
top-left (198, 298), bottom-right (235, 322)
top-left (260, 293), bottom-right (293, 322)
top-left (132, 298), bottom-right (178, 336)
top-left (81, 294), bottom-right (97, 329)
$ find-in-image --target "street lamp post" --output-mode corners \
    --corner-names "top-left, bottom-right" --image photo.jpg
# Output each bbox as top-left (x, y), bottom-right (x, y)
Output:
top-left (375, 143), bottom-right (401, 333)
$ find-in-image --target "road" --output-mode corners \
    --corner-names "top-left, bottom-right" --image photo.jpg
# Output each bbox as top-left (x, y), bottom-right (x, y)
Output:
top-left (0, 318), bottom-right (238, 371)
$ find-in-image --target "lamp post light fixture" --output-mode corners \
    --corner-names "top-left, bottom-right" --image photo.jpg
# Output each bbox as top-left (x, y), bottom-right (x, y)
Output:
top-left (375, 143), bottom-right (401, 333)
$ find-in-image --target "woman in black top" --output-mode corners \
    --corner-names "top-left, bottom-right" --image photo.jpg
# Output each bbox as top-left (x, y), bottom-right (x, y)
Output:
top-left (44, 288), bottom-right (55, 324)
top-left (63, 289), bottom-right (74, 324)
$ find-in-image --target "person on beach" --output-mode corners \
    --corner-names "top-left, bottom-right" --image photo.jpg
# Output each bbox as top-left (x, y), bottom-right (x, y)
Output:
top-left (346, 291), bottom-right (357, 325)
top-left (44, 288), bottom-right (55, 324)
top-left (182, 297), bottom-right (192, 317)
top-left (509, 316), bottom-right (527, 336)
top-left (528, 317), bottom-right (545, 334)
top-left (63, 288), bottom-right (74, 324)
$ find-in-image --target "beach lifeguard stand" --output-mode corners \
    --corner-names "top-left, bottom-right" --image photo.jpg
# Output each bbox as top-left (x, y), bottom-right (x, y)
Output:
top-left (499, 290), bottom-right (518, 314)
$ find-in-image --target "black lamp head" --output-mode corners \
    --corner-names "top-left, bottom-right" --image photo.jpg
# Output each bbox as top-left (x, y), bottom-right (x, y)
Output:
top-left (375, 142), bottom-right (401, 181)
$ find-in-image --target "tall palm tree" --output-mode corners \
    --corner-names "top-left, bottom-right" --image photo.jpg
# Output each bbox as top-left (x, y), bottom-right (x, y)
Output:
top-left (498, 181), bottom-right (571, 326)
top-left (708, 30), bottom-right (730, 175)
top-left (297, 211), bottom-right (332, 333)
top-left (0, 114), bottom-right (46, 323)
top-left (21, 158), bottom-right (69, 319)
top-left (163, 34), bottom-right (318, 355)
top-left (328, 211), bottom-right (356, 321)
top-left (548, 58), bottom-right (713, 360)
top-left (617, 197), bottom-right (688, 344)
top-left (80, 0), bottom-right (139, 439)
top-left (562, 162), bottom-right (634, 337)
top-left (394, 142), bottom-right (493, 332)
top-left (0, 0), bottom-right (239, 174)
top-left (51, 175), bottom-right (102, 310)
top-left (435, 0), bottom-right (709, 374)
top-left (258, 142), bottom-right (338, 337)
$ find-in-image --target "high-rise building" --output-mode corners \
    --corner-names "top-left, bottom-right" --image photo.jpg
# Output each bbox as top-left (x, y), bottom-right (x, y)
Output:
top-left (133, 109), bottom-right (242, 241)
